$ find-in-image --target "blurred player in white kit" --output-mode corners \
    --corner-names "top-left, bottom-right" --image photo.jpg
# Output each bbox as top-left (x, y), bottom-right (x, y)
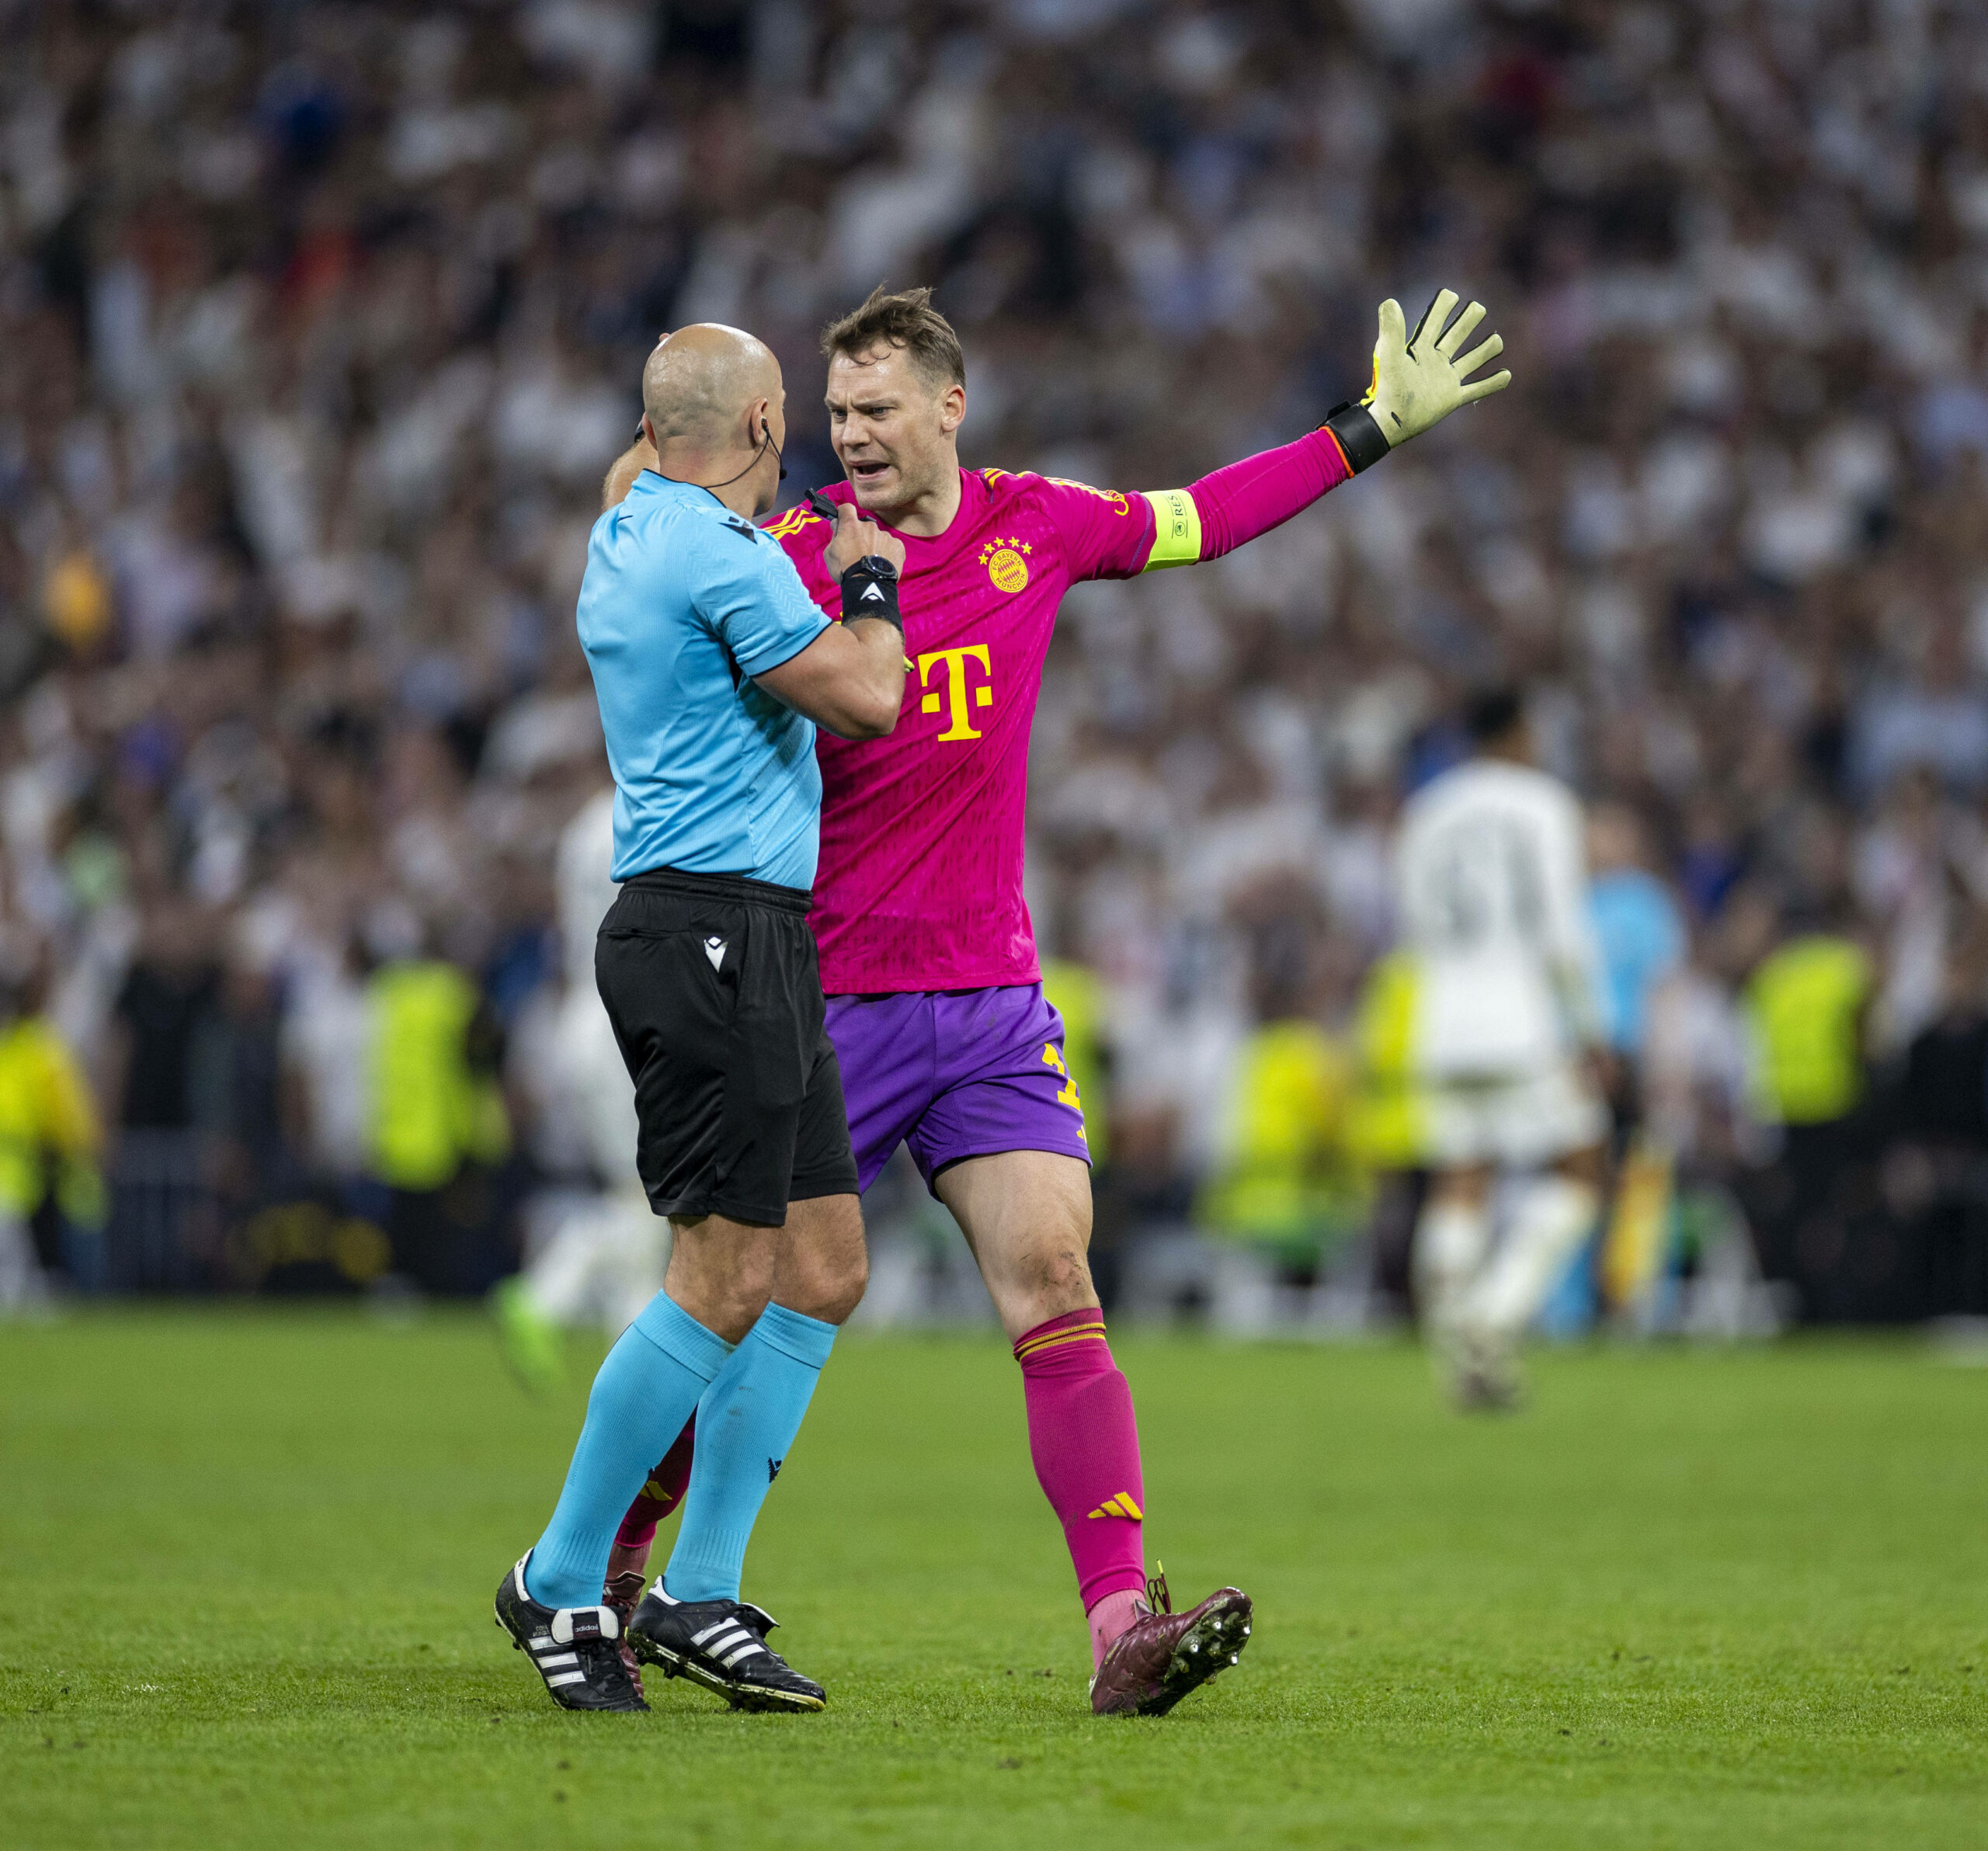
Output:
top-left (1394, 689), bottom-right (1607, 1408)
top-left (492, 781), bottom-right (667, 1389)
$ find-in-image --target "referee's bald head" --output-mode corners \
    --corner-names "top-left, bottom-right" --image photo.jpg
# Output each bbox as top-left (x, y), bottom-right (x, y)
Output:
top-left (642, 324), bottom-right (781, 450)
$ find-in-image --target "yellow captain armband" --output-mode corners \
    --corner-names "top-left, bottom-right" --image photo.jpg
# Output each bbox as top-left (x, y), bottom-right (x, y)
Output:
top-left (1139, 488), bottom-right (1201, 571)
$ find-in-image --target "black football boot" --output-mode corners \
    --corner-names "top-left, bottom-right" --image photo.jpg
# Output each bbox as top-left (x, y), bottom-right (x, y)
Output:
top-left (626, 1583), bottom-right (825, 1713)
top-left (494, 1554), bottom-right (648, 1712)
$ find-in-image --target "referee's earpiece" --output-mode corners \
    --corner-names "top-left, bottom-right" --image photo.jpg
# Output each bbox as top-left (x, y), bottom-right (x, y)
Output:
top-left (667, 409), bottom-right (786, 491)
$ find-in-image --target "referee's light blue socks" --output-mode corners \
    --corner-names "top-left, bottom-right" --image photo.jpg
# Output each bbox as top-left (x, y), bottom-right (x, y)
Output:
top-left (523, 1291), bottom-right (732, 1610)
top-left (663, 1302), bottom-right (839, 1603)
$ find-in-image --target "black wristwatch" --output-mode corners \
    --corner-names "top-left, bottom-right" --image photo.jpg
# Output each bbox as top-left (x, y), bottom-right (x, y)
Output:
top-left (840, 554), bottom-right (902, 631)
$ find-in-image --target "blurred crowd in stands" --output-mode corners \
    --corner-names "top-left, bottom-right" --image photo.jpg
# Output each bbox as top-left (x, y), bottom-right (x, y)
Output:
top-left (2, 0), bottom-right (1987, 1329)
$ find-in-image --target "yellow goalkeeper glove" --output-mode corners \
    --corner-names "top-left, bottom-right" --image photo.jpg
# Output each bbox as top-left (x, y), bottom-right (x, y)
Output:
top-left (1322, 290), bottom-right (1511, 472)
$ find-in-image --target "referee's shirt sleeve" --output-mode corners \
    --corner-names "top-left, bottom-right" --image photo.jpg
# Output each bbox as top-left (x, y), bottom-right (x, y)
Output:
top-left (702, 521), bottom-right (832, 678)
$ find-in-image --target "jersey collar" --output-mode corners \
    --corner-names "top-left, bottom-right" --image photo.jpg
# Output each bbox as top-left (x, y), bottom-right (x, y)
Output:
top-left (874, 467), bottom-right (983, 557)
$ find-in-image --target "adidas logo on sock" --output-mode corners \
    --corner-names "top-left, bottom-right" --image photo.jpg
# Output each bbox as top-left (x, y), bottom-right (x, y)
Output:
top-left (1087, 1492), bottom-right (1142, 1520)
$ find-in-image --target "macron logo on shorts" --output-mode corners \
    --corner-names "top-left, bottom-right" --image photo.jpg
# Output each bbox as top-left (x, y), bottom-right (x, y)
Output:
top-left (704, 936), bottom-right (726, 973)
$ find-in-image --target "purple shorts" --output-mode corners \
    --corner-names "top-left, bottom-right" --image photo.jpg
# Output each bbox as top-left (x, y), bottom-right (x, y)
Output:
top-left (825, 985), bottom-right (1091, 1193)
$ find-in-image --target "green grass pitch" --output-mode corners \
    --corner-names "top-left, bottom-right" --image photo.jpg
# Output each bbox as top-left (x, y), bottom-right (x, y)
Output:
top-left (2, 1312), bottom-right (1985, 1849)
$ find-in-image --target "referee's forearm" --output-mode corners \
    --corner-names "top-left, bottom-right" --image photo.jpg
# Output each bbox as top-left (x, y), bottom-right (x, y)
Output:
top-left (837, 617), bottom-right (910, 738)
top-left (753, 618), bottom-right (906, 740)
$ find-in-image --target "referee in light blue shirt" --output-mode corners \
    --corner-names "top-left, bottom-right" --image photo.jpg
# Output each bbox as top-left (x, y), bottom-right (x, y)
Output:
top-left (496, 325), bottom-right (905, 1716)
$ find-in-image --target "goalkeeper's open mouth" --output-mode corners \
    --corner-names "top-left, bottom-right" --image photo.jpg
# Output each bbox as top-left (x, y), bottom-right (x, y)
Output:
top-left (843, 455), bottom-right (895, 495)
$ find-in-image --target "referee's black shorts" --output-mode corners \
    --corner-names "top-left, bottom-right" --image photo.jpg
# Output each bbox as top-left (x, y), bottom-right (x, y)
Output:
top-left (596, 867), bottom-right (858, 1225)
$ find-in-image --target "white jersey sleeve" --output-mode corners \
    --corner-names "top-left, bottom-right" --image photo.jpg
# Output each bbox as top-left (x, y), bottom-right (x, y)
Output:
top-left (556, 787), bottom-right (621, 990)
top-left (554, 784), bottom-right (641, 1182)
top-left (1394, 760), bottom-right (1603, 1077)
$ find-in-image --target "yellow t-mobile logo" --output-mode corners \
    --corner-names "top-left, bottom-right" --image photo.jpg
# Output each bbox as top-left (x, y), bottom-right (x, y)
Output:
top-left (917, 645), bottom-right (993, 741)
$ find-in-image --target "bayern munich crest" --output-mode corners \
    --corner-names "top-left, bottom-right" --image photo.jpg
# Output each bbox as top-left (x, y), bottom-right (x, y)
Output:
top-left (979, 535), bottom-right (1031, 593)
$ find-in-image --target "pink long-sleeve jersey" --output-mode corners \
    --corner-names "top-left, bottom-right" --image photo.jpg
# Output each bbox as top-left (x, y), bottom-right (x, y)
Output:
top-left (766, 430), bottom-right (1354, 993)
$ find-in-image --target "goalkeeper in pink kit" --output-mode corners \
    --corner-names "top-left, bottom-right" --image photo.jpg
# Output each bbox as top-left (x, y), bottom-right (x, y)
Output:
top-left (603, 285), bottom-right (1509, 1715)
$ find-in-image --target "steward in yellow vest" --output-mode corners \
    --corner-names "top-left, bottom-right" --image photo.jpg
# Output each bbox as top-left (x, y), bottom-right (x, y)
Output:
top-left (367, 960), bottom-right (510, 1190)
top-left (1346, 950), bottom-right (1427, 1173)
top-left (1740, 923), bottom-right (1874, 1309)
top-left (367, 959), bottom-right (511, 1294)
top-left (0, 1013), bottom-right (106, 1231)
top-left (1744, 934), bottom-right (1872, 1127)
top-left (1197, 1016), bottom-right (1366, 1276)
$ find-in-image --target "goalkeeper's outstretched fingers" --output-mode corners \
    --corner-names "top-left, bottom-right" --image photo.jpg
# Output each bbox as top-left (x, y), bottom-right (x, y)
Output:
top-left (1373, 289), bottom-right (1511, 441)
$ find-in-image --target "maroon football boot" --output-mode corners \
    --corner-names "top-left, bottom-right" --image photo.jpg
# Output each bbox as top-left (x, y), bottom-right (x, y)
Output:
top-left (1089, 1570), bottom-right (1253, 1717)
top-left (603, 1539), bottom-right (654, 1700)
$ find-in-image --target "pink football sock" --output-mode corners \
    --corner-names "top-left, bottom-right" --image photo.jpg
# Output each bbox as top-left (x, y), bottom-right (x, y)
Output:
top-left (1014, 1310), bottom-right (1148, 1647)
top-left (1086, 1587), bottom-right (1145, 1669)
top-left (613, 1412), bottom-right (697, 1551)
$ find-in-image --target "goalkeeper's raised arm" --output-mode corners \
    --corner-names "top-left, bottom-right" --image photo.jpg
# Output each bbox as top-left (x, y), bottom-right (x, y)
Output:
top-left (1116, 288), bottom-right (1510, 578)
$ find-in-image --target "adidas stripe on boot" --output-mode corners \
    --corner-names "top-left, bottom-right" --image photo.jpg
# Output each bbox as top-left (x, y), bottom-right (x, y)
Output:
top-left (494, 1554), bottom-right (648, 1712)
top-left (627, 1583), bottom-right (825, 1713)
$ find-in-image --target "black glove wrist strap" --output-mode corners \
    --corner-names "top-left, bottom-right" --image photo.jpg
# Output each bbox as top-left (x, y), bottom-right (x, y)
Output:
top-left (1321, 401), bottom-right (1392, 474)
top-left (839, 555), bottom-right (903, 633)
